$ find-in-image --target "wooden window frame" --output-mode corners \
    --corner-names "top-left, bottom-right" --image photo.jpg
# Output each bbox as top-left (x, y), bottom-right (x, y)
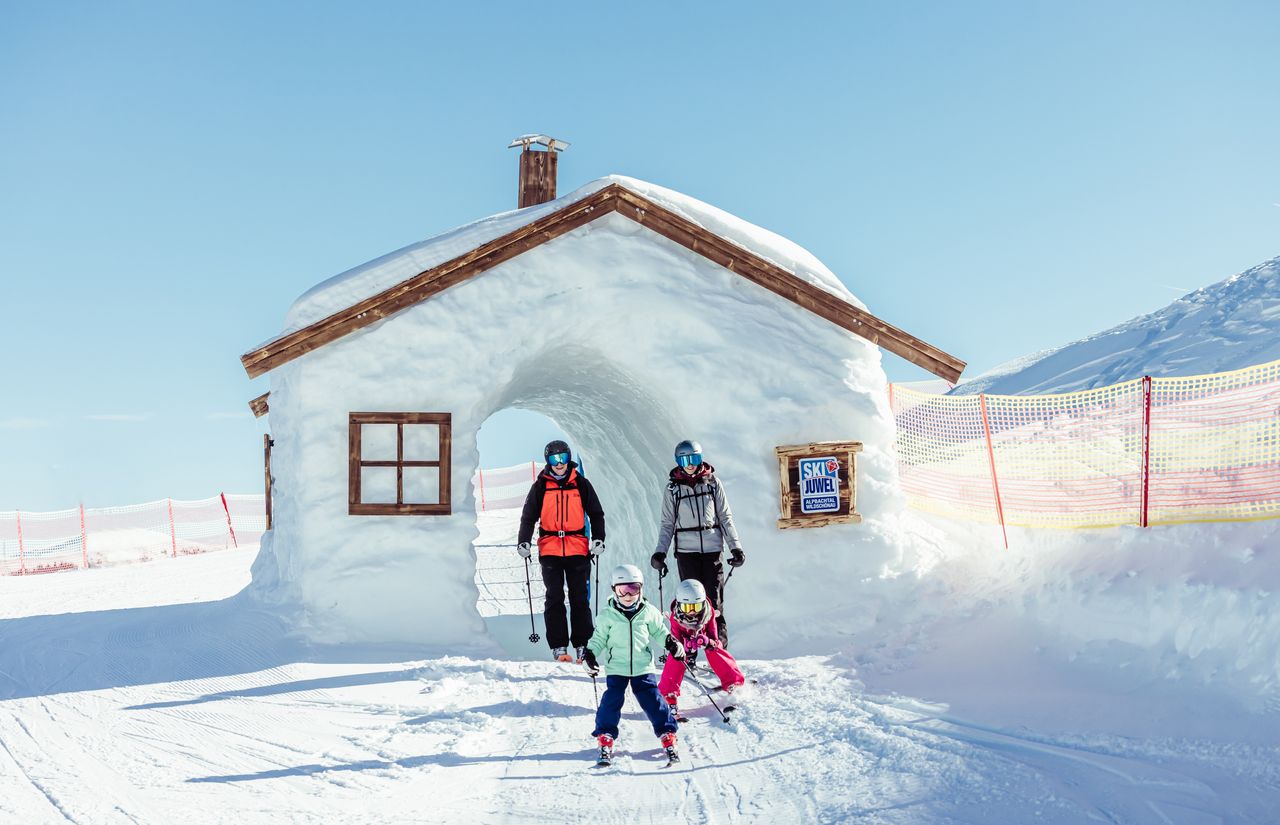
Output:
top-left (349, 412), bottom-right (452, 515)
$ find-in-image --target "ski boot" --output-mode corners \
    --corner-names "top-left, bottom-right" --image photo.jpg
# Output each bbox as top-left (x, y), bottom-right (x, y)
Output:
top-left (596, 734), bottom-right (615, 766)
top-left (552, 647), bottom-right (573, 663)
top-left (574, 646), bottom-right (588, 664)
top-left (666, 692), bottom-right (688, 724)
top-left (660, 732), bottom-right (679, 764)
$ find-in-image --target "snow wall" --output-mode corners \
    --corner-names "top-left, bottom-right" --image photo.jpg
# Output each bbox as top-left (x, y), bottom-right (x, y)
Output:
top-left (247, 177), bottom-right (927, 654)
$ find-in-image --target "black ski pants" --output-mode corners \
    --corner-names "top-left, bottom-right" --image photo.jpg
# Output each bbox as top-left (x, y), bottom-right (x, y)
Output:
top-left (675, 552), bottom-right (729, 649)
top-left (540, 555), bottom-right (593, 649)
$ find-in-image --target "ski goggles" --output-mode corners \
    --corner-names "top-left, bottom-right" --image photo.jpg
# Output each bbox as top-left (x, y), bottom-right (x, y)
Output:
top-left (676, 453), bottom-right (703, 468)
top-left (546, 452), bottom-right (570, 466)
top-left (677, 601), bottom-right (704, 615)
top-left (613, 583), bottom-right (642, 597)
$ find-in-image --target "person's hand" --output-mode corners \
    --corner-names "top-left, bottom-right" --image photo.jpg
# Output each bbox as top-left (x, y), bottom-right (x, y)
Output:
top-left (664, 636), bottom-right (685, 660)
top-left (728, 548), bottom-right (746, 568)
top-left (517, 542), bottom-right (532, 559)
top-left (589, 539), bottom-right (605, 556)
top-left (650, 552), bottom-right (668, 576)
top-left (582, 649), bottom-right (600, 676)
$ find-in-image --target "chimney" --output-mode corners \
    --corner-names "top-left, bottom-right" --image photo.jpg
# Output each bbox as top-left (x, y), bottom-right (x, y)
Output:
top-left (508, 134), bottom-right (570, 208)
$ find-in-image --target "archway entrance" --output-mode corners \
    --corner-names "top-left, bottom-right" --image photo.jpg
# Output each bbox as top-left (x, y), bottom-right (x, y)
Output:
top-left (470, 346), bottom-right (682, 658)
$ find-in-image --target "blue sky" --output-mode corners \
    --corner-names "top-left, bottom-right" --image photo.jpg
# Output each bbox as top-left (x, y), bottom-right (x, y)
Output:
top-left (2, 1), bottom-right (1277, 510)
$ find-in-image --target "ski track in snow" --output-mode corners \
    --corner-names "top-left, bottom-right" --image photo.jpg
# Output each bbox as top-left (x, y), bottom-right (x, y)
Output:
top-left (2, 546), bottom-right (1278, 822)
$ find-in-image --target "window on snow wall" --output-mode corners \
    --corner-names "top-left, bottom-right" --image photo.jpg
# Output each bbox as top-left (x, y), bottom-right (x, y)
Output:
top-left (348, 412), bottom-right (451, 515)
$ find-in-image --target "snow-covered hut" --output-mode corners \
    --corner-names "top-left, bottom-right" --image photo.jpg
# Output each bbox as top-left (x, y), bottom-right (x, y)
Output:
top-left (240, 140), bottom-right (963, 652)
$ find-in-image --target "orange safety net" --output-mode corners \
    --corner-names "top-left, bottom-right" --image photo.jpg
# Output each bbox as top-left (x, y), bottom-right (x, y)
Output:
top-left (892, 358), bottom-right (1280, 530)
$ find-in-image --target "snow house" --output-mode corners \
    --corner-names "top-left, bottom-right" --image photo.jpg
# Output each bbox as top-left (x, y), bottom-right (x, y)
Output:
top-left (239, 137), bottom-right (964, 650)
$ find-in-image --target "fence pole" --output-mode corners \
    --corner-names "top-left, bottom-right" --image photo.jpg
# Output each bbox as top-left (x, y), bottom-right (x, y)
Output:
top-left (1140, 375), bottom-right (1153, 528)
top-left (888, 382), bottom-right (894, 412)
top-left (220, 493), bottom-right (239, 548)
top-left (167, 498), bottom-right (177, 558)
top-left (979, 394), bottom-right (1009, 550)
top-left (79, 503), bottom-right (88, 569)
top-left (478, 468), bottom-right (487, 512)
top-left (16, 510), bottom-right (25, 574)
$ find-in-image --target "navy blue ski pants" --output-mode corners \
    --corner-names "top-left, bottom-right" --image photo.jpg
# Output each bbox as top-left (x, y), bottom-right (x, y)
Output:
top-left (592, 674), bottom-right (678, 740)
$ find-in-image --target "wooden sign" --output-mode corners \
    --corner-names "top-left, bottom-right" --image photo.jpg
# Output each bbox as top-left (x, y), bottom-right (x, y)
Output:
top-left (775, 441), bottom-right (863, 529)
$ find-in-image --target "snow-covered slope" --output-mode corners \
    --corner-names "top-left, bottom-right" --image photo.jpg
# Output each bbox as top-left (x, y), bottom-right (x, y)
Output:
top-left (953, 256), bottom-right (1280, 395)
top-left (3, 510), bottom-right (1279, 823)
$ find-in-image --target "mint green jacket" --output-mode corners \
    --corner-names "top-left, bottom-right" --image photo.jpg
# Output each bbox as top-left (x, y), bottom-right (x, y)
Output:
top-left (586, 598), bottom-right (672, 677)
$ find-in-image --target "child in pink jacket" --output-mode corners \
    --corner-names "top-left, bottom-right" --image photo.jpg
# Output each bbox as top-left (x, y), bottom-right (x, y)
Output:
top-left (658, 579), bottom-right (745, 710)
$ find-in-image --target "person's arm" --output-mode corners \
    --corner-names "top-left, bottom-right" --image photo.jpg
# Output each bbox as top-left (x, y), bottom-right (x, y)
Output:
top-left (652, 485), bottom-right (677, 557)
top-left (517, 480), bottom-right (544, 546)
top-left (586, 612), bottom-right (610, 657)
top-left (712, 477), bottom-right (742, 551)
top-left (578, 477), bottom-right (606, 543)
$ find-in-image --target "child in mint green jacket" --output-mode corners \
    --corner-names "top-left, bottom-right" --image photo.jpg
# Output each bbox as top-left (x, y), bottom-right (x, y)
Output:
top-left (582, 564), bottom-right (683, 764)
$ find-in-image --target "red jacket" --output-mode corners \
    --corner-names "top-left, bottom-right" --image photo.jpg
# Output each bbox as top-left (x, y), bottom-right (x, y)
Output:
top-left (517, 462), bottom-right (606, 558)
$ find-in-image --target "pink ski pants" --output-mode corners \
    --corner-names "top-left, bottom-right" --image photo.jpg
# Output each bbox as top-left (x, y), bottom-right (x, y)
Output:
top-left (658, 645), bottom-right (744, 697)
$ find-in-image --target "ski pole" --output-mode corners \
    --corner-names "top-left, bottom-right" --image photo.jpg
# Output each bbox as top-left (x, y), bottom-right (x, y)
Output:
top-left (591, 673), bottom-right (599, 710)
top-left (593, 556), bottom-right (600, 617)
top-left (658, 565), bottom-right (665, 609)
top-left (683, 667), bottom-right (731, 724)
top-left (524, 556), bottom-right (540, 644)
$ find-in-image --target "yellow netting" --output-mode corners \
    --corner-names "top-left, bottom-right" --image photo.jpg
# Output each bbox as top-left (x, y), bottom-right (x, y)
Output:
top-left (892, 358), bottom-right (1280, 529)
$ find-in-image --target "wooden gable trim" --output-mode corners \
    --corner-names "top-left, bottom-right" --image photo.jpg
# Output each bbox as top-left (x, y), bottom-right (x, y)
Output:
top-left (609, 188), bottom-right (965, 382)
top-left (241, 183), bottom-right (965, 382)
top-left (249, 392), bottom-right (269, 418)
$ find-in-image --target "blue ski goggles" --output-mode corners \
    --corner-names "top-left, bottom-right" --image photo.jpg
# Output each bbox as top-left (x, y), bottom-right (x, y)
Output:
top-left (676, 453), bottom-right (703, 469)
top-left (546, 452), bottom-right (570, 466)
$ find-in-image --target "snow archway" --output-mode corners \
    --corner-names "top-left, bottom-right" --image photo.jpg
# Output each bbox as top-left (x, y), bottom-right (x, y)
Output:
top-left (473, 349), bottom-right (685, 655)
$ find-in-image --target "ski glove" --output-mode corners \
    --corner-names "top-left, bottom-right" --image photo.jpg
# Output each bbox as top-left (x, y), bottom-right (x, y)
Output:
top-left (649, 552), bottom-right (669, 576)
top-left (589, 539), bottom-right (606, 556)
top-left (664, 635), bottom-right (685, 660)
top-left (517, 542), bottom-right (532, 559)
top-left (582, 649), bottom-right (600, 676)
top-left (729, 548), bottom-right (746, 568)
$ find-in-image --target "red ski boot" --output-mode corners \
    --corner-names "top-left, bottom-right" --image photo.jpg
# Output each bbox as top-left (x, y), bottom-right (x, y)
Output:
top-left (595, 734), bottom-right (614, 766)
top-left (659, 732), bottom-right (679, 765)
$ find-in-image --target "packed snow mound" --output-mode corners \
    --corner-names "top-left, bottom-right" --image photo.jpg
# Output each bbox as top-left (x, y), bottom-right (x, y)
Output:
top-left (952, 255), bottom-right (1280, 395)
top-left (275, 174), bottom-right (859, 340)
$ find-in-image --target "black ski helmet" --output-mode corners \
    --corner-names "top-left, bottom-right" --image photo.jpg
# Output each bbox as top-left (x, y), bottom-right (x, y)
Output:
top-left (674, 439), bottom-right (703, 463)
top-left (544, 440), bottom-right (572, 463)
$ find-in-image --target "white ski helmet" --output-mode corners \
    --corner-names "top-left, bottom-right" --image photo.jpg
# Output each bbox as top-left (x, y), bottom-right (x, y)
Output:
top-left (610, 564), bottom-right (644, 588)
top-left (674, 579), bottom-right (709, 626)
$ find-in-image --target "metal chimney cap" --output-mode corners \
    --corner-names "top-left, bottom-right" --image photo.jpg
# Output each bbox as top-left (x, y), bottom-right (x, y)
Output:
top-left (508, 134), bottom-right (570, 152)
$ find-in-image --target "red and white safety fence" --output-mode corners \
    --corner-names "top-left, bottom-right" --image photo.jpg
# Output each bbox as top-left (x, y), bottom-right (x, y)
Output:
top-left (471, 461), bottom-right (542, 511)
top-left (0, 494), bottom-right (266, 576)
top-left (891, 358), bottom-right (1280, 543)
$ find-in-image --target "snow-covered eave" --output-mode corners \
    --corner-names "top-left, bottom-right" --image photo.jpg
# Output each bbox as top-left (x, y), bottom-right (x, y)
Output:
top-left (239, 179), bottom-right (965, 382)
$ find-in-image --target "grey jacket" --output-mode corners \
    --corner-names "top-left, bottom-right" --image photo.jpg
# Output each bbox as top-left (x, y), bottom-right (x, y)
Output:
top-left (653, 464), bottom-right (742, 556)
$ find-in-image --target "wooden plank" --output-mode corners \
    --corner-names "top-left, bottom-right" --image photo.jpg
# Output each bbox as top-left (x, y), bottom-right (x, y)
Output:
top-left (263, 434), bottom-right (273, 531)
top-left (249, 392), bottom-right (269, 418)
top-left (439, 417), bottom-right (452, 513)
top-left (241, 188), bottom-right (620, 378)
top-left (348, 416), bottom-right (361, 514)
top-left (776, 441), bottom-right (864, 458)
top-left (350, 503), bottom-right (451, 516)
top-left (777, 513), bottom-right (863, 529)
top-left (612, 189), bottom-right (965, 382)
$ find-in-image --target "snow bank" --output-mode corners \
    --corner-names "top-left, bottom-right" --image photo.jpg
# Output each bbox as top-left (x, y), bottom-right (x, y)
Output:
top-left (855, 514), bottom-right (1280, 720)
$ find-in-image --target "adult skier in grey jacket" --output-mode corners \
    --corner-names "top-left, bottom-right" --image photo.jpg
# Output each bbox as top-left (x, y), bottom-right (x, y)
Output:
top-left (649, 440), bottom-right (745, 647)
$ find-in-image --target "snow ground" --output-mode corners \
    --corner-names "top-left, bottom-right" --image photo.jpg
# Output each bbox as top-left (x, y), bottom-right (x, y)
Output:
top-left (3, 513), bottom-right (1278, 823)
